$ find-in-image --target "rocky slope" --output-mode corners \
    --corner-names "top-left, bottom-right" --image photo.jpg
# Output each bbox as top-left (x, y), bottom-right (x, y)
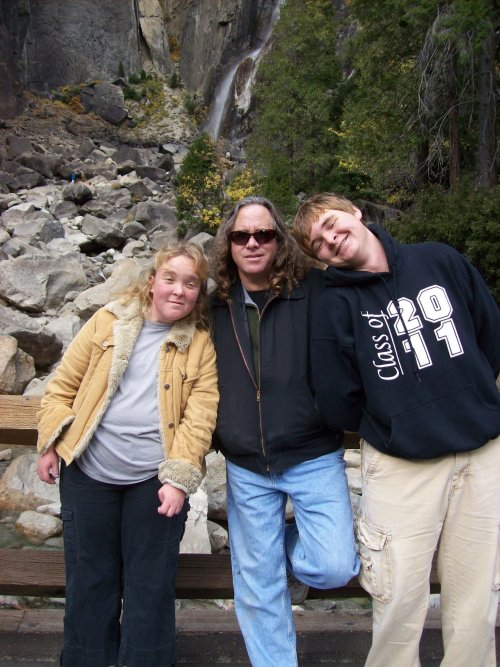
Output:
top-left (0, 87), bottom-right (205, 396)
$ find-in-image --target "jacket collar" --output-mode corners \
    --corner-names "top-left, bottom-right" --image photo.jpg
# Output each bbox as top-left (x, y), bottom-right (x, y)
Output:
top-left (211, 278), bottom-right (306, 307)
top-left (105, 298), bottom-right (196, 353)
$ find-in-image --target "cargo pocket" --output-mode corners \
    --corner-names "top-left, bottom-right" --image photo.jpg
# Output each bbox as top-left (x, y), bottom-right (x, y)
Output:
top-left (60, 508), bottom-right (76, 565)
top-left (356, 516), bottom-right (392, 602)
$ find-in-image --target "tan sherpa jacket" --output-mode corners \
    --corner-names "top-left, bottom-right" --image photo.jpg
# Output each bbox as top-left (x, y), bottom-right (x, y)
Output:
top-left (37, 298), bottom-right (219, 495)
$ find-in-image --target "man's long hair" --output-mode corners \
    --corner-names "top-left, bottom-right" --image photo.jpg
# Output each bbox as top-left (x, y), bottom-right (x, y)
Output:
top-left (211, 196), bottom-right (311, 301)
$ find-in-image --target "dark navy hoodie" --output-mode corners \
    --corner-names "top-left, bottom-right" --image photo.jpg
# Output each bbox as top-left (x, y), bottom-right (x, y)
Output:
top-left (311, 224), bottom-right (500, 459)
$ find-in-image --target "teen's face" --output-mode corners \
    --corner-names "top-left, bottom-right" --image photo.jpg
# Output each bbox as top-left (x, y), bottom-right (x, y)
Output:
top-left (148, 255), bottom-right (201, 324)
top-left (309, 207), bottom-right (369, 269)
top-left (230, 204), bottom-right (279, 290)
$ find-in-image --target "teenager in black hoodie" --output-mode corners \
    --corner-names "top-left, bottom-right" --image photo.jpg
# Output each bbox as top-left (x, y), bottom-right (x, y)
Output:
top-left (293, 192), bottom-right (500, 667)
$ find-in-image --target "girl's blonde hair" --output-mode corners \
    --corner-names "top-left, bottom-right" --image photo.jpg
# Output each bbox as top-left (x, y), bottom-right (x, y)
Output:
top-left (116, 242), bottom-right (210, 330)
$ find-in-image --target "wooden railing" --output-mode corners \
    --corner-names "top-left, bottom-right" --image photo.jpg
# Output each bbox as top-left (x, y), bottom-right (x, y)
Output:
top-left (0, 395), bottom-right (439, 599)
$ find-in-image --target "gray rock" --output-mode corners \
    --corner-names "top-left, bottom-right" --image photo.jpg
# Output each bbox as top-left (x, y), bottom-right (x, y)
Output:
top-left (149, 229), bottom-right (179, 251)
top-left (113, 146), bottom-right (147, 166)
top-left (15, 152), bottom-right (63, 178)
top-left (24, 184), bottom-right (63, 209)
top-left (179, 487), bottom-right (211, 554)
top-left (135, 201), bottom-right (177, 232)
top-left (1, 204), bottom-right (37, 232)
top-left (62, 182), bottom-right (93, 205)
top-left (134, 165), bottom-right (169, 183)
top-left (190, 232), bottom-right (214, 254)
top-left (80, 83), bottom-right (128, 126)
top-left (79, 199), bottom-right (114, 218)
top-left (5, 135), bottom-right (35, 159)
top-left (122, 220), bottom-right (147, 239)
top-left (138, 0), bottom-right (172, 75)
top-left (0, 255), bottom-right (88, 312)
top-left (80, 214), bottom-right (125, 249)
top-left (0, 228), bottom-right (10, 244)
top-left (0, 334), bottom-right (36, 394)
top-left (0, 193), bottom-right (21, 211)
top-left (15, 510), bottom-right (62, 544)
top-left (205, 451), bottom-right (227, 521)
top-left (128, 180), bottom-right (153, 201)
top-left (155, 153), bottom-right (175, 172)
top-left (0, 451), bottom-right (59, 511)
top-left (45, 312), bottom-right (83, 352)
top-left (51, 199), bottom-right (78, 221)
top-left (12, 216), bottom-right (65, 248)
top-left (2, 161), bottom-right (45, 190)
top-left (346, 467), bottom-right (362, 496)
top-left (0, 304), bottom-right (63, 369)
top-left (207, 520), bottom-right (229, 553)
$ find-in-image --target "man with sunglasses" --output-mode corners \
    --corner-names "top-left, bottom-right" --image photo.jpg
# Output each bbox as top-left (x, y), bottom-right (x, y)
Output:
top-left (210, 196), bottom-right (359, 667)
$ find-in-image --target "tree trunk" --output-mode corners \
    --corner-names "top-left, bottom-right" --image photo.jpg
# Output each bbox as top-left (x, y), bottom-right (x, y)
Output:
top-left (448, 51), bottom-right (460, 191)
top-left (476, 23), bottom-right (497, 188)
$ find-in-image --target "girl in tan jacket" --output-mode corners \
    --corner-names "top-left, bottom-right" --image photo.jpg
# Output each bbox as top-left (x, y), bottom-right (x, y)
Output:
top-left (37, 242), bottom-right (219, 667)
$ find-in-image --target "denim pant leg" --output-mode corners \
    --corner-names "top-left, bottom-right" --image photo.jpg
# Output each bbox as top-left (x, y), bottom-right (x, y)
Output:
top-left (226, 460), bottom-right (297, 667)
top-left (283, 450), bottom-right (360, 589)
top-left (59, 462), bottom-right (123, 667)
top-left (118, 477), bottom-right (189, 667)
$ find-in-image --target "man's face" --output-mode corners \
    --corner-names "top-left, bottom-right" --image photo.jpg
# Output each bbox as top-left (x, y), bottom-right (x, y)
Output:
top-left (309, 207), bottom-right (370, 269)
top-left (230, 204), bottom-right (279, 290)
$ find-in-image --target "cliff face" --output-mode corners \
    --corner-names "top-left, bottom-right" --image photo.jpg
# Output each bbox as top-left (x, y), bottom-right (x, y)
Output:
top-left (0, 0), bottom-right (171, 117)
top-left (0, 0), bottom-right (278, 123)
top-left (176, 0), bottom-right (278, 103)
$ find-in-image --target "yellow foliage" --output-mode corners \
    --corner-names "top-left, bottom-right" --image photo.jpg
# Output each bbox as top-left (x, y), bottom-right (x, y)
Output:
top-left (225, 169), bottom-right (263, 207)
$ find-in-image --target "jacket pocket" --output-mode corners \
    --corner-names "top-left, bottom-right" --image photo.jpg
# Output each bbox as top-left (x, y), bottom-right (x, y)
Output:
top-left (60, 508), bottom-right (76, 564)
top-left (388, 386), bottom-right (500, 458)
top-left (179, 366), bottom-right (200, 413)
top-left (356, 516), bottom-right (392, 602)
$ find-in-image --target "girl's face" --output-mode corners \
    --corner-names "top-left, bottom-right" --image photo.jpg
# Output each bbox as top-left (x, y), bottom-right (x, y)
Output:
top-left (148, 255), bottom-right (201, 324)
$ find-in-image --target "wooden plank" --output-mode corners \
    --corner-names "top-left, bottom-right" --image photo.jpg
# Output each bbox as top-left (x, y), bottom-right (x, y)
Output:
top-left (0, 396), bottom-right (361, 449)
top-left (0, 396), bottom-right (39, 447)
top-left (0, 548), bottom-right (440, 599)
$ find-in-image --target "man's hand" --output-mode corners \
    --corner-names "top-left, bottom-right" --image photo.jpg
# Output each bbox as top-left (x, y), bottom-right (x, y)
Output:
top-left (158, 483), bottom-right (186, 517)
top-left (37, 447), bottom-right (60, 484)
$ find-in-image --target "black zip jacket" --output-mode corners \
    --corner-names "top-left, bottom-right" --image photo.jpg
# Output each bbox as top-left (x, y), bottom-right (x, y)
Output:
top-left (312, 225), bottom-right (500, 460)
top-left (211, 269), bottom-right (342, 475)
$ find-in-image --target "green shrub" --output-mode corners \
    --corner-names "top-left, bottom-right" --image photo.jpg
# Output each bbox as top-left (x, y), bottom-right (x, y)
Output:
top-left (386, 182), bottom-right (500, 301)
top-left (175, 134), bottom-right (225, 232)
top-left (169, 71), bottom-right (182, 89)
top-left (123, 86), bottom-right (142, 101)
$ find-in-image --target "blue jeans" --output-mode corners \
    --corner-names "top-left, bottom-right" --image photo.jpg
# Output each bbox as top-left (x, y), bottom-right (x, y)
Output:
top-left (59, 461), bottom-right (188, 667)
top-left (226, 451), bottom-right (359, 667)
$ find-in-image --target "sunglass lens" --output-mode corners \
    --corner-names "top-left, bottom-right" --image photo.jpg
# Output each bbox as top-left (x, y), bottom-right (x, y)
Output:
top-left (254, 230), bottom-right (276, 244)
top-left (230, 231), bottom-right (251, 245)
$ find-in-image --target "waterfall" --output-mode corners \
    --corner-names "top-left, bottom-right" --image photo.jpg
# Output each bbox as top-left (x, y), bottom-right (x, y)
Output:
top-left (204, 0), bottom-right (282, 140)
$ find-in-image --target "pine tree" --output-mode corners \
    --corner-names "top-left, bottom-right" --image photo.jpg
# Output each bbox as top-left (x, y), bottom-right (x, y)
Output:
top-left (246, 0), bottom-right (351, 215)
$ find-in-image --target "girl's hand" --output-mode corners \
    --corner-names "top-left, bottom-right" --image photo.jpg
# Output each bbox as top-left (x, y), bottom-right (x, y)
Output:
top-left (37, 447), bottom-right (60, 484)
top-left (158, 483), bottom-right (186, 517)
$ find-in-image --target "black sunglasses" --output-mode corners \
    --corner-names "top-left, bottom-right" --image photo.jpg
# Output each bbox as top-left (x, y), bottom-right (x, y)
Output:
top-left (229, 229), bottom-right (277, 246)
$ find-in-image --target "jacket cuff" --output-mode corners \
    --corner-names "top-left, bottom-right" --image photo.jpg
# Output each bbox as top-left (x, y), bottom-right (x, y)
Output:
top-left (158, 459), bottom-right (203, 496)
top-left (37, 414), bottom-right (75, 454)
